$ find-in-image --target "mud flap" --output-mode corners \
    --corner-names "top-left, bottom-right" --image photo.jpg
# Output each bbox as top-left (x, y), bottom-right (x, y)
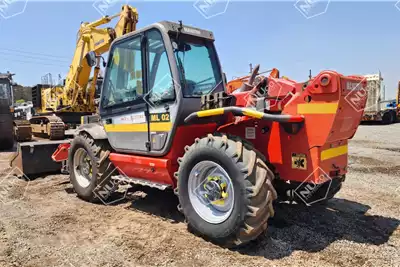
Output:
top-left (9, 140), bottom-right (71, 177)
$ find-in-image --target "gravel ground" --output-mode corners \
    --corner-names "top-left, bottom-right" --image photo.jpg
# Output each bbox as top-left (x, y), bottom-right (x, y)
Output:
top-left (0, 124), bottom-right (399, 267)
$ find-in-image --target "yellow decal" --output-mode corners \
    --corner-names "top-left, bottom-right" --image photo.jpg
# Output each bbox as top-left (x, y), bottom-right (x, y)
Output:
top-left (291, 153), bottom-right (307, 170)
top-left (150, 113), bottom-right (170, 122)
top-left (104, 122), bottom-right (172, 132)
top-left (321, 145), bottom-right (348, 161)
top-left (197, 108), bottom-right (225, 117)
top-left (242, 109), bottom-right (264, 119)
top-left (297, 103), bottom-right (338, 114)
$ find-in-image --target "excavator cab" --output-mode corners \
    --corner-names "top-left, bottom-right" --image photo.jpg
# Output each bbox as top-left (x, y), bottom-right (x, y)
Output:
top-left (99, 21), bottom-right (224, 154)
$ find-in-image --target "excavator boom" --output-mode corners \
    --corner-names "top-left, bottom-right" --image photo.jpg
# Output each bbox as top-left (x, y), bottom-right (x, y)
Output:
top-left (65, 5), bottom-right (139, 110)
top-left (28, 5), bottom-right (139, 140)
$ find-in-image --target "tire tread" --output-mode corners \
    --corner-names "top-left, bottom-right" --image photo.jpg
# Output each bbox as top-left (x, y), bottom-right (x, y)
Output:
top-left (176, 133), bottom-right (277, 247)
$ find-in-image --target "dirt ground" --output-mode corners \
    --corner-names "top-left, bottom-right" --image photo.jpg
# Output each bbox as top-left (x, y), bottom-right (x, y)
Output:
top-left (0, 124), bottom-right (399, 267)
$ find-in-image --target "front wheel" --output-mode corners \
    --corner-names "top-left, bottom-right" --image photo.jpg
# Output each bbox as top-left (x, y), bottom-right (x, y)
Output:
top-left (68, 134), bottom-right (114, 202)
top-left (176, 134), bottom-right (277, 247)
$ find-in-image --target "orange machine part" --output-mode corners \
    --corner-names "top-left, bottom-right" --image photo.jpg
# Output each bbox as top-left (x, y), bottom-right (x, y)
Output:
top-left (219, 71), bottom-right (366, 184)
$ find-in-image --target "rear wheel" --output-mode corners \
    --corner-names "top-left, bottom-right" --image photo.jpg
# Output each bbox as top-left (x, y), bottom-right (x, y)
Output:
top-left (176, 134), bottom-right (276, 247)
top-left (68, 133), bottom-right (114, 202)
top-left (382, 111), bottom-right (393, 124)
top-left (391, 111), bottom-right (397, 123)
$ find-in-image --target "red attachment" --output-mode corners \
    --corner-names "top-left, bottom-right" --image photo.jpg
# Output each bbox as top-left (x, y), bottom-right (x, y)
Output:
top-left (52, 143), bottom-right (71, 162)
top-left (220, 71), bottom-right (366, 184)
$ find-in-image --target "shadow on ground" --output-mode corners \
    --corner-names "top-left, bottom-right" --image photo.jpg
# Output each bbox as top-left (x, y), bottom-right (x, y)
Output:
top-left (360, 121), bottom-right (399, 126)
top-left (65, 184), bottom-right (183, 224)
top-left (117, 186), bottom-right (183, 223)
top-left (238, 198), bottom-right (400, 259)
top-left (125, 188), bottom-right (399, 259)
top-left (65, 185), bottom-right (400, 260)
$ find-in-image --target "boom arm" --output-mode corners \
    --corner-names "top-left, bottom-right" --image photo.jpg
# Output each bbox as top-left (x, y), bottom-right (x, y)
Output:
top-left (63, 5), bottom-right (138, 110)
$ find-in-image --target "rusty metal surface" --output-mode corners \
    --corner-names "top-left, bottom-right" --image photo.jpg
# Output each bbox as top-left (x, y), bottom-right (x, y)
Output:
top-left (14, 119), bottom-right (32, 141)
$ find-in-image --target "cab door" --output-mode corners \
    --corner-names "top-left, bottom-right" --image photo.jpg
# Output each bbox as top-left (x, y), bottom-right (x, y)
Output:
top-left (145, 29), bottom-right (177, 154)
top-left (99, 33), bottom-right (150, 153)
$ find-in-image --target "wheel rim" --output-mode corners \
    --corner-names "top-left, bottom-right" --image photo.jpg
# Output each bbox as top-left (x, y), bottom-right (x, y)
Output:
top-left (188, 161), bottom-right (234, 224)
top-left (73, 147), bottom-right (93, 188)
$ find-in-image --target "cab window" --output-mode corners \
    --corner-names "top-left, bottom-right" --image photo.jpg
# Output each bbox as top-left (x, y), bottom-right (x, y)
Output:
top-left (102, 36), bottom-right (143, 108)
top-left (147, 30), bottom-right (175, 105)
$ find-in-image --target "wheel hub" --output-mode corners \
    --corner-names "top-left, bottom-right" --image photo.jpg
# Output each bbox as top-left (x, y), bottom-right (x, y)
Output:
top-left (73, 148), bottom-right (93, 188)
top-left (188, 161), bottom-right (234, 224)
top-left (81, 158), bottom-right (91, 176)
top-left (203, 176), bottom-right (228, 204)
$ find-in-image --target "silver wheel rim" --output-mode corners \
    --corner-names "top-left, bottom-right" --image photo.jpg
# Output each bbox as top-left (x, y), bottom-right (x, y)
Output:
top-left (188, 161), bottom-right (234, 224)
top-left (73, 148), bottom-right (93, 188)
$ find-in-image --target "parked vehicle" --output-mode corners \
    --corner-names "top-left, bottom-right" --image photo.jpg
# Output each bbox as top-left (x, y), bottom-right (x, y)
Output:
top-left (362, 72), bottom-right (399, 124)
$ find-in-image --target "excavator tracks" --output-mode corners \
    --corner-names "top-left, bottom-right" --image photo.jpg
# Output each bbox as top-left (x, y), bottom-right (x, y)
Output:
top-left (13, 120), bottom-right (32, 142)
top-left (29, 115), bottom-right (65, 140)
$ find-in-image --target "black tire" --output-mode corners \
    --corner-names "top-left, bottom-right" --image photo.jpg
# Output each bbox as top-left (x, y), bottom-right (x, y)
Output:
top-left (175, 134), bottom-right (277, 247)
top-left (68, 133), bottom-right (114, 203)
top-left (390, 111), bottom-right (397, 123)
top-left (382, 111), bottom-right (393, 125)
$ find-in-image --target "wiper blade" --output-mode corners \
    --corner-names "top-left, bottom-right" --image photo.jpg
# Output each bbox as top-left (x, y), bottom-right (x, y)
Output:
top-left (208, 80), bottom-right (223, 95)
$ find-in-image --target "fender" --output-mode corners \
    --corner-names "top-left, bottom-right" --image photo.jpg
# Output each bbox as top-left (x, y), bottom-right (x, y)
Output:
top-left (75, 122), bottom-right (108, 140)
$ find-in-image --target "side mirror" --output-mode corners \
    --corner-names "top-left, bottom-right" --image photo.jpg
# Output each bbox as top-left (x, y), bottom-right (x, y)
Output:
top-left (11, 82), bottom-right (17, 86)
top-left (85, 51), bottom-right (97, 67)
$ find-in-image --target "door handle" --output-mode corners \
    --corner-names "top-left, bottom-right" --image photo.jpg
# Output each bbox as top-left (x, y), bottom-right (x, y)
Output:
top-left (105, 118), bottom-right (112, 124)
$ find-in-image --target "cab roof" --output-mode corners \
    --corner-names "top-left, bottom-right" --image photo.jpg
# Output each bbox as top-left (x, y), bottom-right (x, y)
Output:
top-left (158, 21), bottom-right (215, 41)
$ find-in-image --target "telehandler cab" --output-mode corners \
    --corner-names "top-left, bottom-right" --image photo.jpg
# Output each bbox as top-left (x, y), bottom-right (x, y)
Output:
top-left (53, 21), bottom-right (367, 247)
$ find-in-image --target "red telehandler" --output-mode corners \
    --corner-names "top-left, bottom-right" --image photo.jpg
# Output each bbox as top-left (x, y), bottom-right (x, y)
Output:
top-left (52, 21), bottom-right (367, 247)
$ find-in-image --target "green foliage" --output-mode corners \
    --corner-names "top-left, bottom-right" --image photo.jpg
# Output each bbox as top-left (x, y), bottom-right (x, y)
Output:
top-left (15, 99), bottom-right (25, 104)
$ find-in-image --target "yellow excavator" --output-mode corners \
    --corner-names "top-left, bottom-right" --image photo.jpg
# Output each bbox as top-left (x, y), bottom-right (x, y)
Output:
top-left (25, 5), bottom-right (139, 140)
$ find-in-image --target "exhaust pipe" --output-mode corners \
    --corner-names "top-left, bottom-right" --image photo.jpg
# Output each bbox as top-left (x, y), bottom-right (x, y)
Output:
top-left (237, 64), bottom-right (260, 92)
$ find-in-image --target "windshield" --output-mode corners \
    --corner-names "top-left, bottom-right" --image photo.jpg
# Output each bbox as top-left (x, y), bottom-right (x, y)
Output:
top-left (171, 35), bottom-right (222, 97)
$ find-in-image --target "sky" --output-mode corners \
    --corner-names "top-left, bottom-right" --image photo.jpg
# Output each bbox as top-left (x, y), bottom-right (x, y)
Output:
top-left (0, 0), bottom-right (399, 99)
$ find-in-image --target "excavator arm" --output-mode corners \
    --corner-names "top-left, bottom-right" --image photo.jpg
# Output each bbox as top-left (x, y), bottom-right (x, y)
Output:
top-left (64, 5), bottom-right (138, 111)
